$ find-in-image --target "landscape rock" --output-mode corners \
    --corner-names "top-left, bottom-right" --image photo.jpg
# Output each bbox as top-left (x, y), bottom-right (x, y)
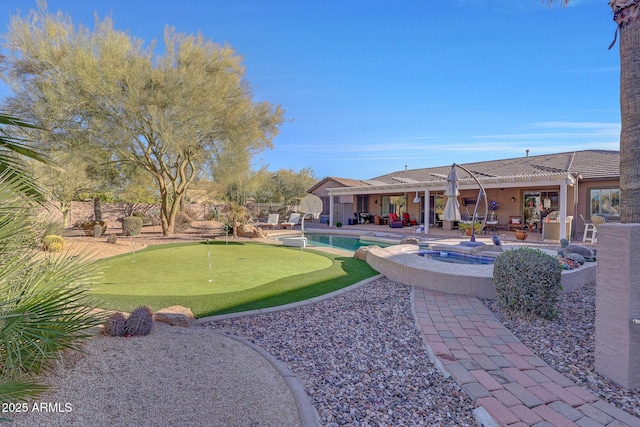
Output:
top-left (354, 245), bottom-right (380, 260)
top-left (154, 306), bottom-right (195, 327)
top-left (401, 237), bottom-right (419, 245)
top-left (560, 244), bottom-right (595, 261)
top-left (236, 224), bottom-right (266, 238)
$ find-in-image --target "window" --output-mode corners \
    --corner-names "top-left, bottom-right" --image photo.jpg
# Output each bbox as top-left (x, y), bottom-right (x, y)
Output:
top-left (356, 196), bottom-right (369, 213)
top-left (319, 196), bottom-right (330, 215)
top-left (589, 188), bottom-right (620, 218)
top-left (381, 195), bottom-right (405, 216)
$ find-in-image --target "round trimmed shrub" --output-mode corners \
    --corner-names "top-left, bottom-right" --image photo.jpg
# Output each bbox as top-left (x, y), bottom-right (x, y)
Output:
top-left (122, 216), bottom-right (143, 236)
top-left (493, 247), bottom-right (562, 319)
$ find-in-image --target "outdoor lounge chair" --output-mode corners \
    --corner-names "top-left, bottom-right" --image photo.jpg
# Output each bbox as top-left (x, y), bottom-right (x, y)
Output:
top-left (402, 212), bottom-right (417, 226)
top-left (259, 213), bottom-right (279, 230)
top-left (508, 216), bottom-right (523, 232)
top-left (280, 213), bottom-right (301, 230)
top-left (389, 213), bottom-right (403, 228)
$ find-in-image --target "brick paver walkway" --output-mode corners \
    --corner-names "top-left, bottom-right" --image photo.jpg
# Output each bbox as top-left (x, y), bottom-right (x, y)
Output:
top-left (413, 287), bottom-right (640, 427)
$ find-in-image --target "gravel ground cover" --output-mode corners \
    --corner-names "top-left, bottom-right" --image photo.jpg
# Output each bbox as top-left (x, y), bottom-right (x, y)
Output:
top-left (205, 278), bottom-right (478, 426)
top-left (483, 282), bottom-right (640, 419)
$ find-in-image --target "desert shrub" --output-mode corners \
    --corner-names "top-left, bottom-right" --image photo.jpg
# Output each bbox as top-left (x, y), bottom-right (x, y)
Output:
top-left (103, 312), bottom-right (126, 337)
top-left (122, 216), bottom-right (143, 236)
top-left (174, 211), bottom-right (193, 232)
top-left (123, 306), bottom-right (154, 336)
top-left (493, 247), bottom-right (562, 319)
top-left (42, 235), bottom-right (65, 252)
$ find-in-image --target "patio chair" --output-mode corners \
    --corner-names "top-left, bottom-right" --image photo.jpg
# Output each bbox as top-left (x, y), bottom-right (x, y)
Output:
top-left (280, 213), bottom-right (301, 230)
top-left (389, 213), bottom-right (403, 228)
top-left (582, 214), bottom-right (606, 243)
top-left (259, 213), bottom-right (279, 230)
top-left (483, 216), bottom-right (500, 234)
top-left (434, 213), bottom-right (443, 228)
top-left (508, 216), bottom-right (523, 232)
top-left (402, 212), bottom-right (417, 226)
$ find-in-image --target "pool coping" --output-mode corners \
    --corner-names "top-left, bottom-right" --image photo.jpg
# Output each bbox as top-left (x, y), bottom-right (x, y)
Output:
top-left (366, 244), bottom-right (596, 299)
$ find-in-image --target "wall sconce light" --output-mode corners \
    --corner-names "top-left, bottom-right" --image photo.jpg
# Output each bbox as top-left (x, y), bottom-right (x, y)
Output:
top-left (374, 199), bottom-right (378, 204)
top-left (413, 191), bottom-right (420, 204)
top-left (511, 196), bottom-right (516, 203)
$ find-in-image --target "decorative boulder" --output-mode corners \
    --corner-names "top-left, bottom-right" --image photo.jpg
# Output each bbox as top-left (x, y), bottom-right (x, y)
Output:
top-left (236, 224), bottom-right (266, 238)
top-left (154, 306), bottom-right (195, 327)
top-left (354, 245), bottom-right (380, 261)
top-left (82, 220), bottom-right (107, 237)
top-left (401, 237), bottom-right (419, 245)
top-left (560, 244), bottom-right (595, 261)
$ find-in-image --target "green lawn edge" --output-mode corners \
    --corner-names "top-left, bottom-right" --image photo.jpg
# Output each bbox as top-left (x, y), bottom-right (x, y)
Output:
top-left (91, 242), bottom-right (378, 317)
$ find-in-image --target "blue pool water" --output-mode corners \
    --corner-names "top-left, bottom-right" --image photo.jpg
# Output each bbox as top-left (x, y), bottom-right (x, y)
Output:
top-left (417, 250), bottom-right (495, 265)
top-left (281, 234), bottom-right (391, 251)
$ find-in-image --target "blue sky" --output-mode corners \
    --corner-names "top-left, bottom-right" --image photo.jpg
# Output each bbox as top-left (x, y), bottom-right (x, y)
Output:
top-left (1, 1), bottom-right (620, 179)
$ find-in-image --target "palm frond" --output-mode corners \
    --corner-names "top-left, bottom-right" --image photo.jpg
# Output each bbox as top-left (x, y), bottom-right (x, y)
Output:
top-left (0, 157), bottom-right (104, 404)
top-left (0, 113), bottom-right (51, 166)
top-left (0, 251), bottom-right (104, 378)
top-left (0, 113), bottom-right (53, 202)
top-left (0, 380), bottom-right (48, 405)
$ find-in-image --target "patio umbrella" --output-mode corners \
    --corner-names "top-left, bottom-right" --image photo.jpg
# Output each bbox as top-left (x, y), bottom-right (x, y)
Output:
top-left (443, 165), bottom-right (461, 222)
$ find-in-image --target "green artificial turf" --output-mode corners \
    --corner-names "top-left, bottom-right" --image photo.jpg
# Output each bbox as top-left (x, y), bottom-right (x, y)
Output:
top-left (91, 241), bottom-right (378, 317)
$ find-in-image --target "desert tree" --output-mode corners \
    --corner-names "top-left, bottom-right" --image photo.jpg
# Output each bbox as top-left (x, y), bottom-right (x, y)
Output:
top-left (1, 6), bottom-right (284, 235)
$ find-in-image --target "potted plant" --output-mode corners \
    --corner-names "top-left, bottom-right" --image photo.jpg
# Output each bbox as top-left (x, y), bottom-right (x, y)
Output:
top-left (458, 221), bottom-right (482, 236)
top-left (487, 200), bottom-right (499, 222)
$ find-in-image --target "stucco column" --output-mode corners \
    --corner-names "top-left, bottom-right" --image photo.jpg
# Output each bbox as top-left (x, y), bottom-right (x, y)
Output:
top-left (329, 194), bottom-right (334, 228)
top-left (423, 188), bottom-right (430, 235)
top-left (595, 223), bottom-right (640, 389)
top-left (559, 182), bottom-right (568, 240)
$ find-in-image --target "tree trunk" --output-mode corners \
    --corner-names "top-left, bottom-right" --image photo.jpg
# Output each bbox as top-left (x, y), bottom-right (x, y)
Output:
top-left (616, 3), bottom-right (640, 223)
top-left (93, 197), bottom-right (102, 222)
top-left (159, 187), bottom-right (185, 237)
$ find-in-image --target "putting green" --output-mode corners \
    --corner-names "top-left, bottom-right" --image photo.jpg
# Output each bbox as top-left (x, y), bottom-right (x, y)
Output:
top-left (92, 241), bottom-right (333, 296)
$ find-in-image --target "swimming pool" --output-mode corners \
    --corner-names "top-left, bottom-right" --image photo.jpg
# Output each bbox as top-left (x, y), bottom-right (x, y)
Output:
top-left (307, 234), bottom-right (395, 251)
top-left (417, 249), bottom-right (496, 265)
top-left (279, 234), bottom-right (393, 251)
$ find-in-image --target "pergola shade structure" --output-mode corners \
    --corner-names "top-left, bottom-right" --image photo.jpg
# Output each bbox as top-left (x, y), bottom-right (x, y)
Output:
top-left (325, 171), bottom-right (577, 238)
